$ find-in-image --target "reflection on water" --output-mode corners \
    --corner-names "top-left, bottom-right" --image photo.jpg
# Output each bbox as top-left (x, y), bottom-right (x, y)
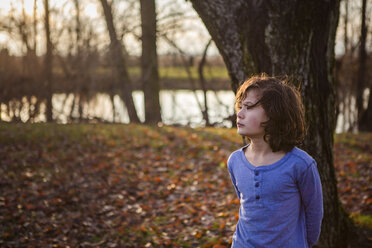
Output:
top-left (1, 90), bottom-right (236, 127)
top-left (0, 89), bottom-right (356, 132)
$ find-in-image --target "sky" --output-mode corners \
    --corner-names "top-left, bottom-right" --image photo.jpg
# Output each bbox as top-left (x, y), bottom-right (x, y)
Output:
top-left (0, 0), bottom-right (98, 17)
top-left (0, 0), bottom-right (216, 57)
top-left (0, 0), bottom-right (370, 57)
top-left (0, 0), bottom-right (100, 54)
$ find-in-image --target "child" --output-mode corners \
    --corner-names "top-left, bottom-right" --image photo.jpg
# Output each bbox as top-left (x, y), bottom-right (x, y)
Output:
top-left (227, 74), bottom-right (323, 248)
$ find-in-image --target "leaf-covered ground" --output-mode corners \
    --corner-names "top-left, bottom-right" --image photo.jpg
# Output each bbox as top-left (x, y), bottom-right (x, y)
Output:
top-left (334, 133), bottom-right (372, 226)
top-left (0, 123), bottom-right (371, 247)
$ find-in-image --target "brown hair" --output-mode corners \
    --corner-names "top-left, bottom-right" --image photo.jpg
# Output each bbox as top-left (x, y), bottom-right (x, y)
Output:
top-left (235, 74), bottom-right (305, 152)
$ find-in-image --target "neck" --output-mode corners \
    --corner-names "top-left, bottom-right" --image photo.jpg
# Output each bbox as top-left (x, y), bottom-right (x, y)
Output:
top-left (247, 137), bottom-right (273, 157)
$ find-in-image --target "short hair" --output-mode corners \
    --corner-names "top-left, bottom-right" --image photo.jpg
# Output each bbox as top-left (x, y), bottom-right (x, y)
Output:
top-left (235, 74), bottom-right (306, 152)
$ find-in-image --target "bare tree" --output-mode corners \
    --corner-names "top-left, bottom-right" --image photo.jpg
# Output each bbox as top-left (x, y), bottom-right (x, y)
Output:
top-left (334, 0), bottom-right (372, 132)
top-left (44, 0), bottom-right (53, 122)
top-left (198, 39), bottom-right (212, 126)
top-left (99, 0), bottom-right (140, 123)
top-left (162, 35), bottom-right (208, 125)
top-left (33, 0), bottom-right (37, 52)
top-left (140, 0), bottom-right (161, 124)
top-left (344, 0), bottom-right (349, 53)
top-left (356, 0), bottom-right (370, 130)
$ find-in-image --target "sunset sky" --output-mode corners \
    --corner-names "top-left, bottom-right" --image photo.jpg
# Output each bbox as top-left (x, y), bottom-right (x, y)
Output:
top-left (0, 0), bottom-right (369, 57)
top-left (0, 0), bottom-right (98, 17)
top-left (0, 0), bottom-right (216, 57)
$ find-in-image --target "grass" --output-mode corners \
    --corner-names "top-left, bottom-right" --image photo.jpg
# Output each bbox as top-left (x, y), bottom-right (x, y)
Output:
top-left (129, 66), bottom-right (229, 80)
top-left (59, 66), bottom-right (230, 81)
top-left (351, 214), bottom-right (372, 228)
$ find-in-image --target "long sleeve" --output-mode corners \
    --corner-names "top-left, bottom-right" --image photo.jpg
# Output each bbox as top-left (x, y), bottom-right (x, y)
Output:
top-left (227, 161), bottom-right (241, 200)
top-left (297, 161), bottom-right (324, 247)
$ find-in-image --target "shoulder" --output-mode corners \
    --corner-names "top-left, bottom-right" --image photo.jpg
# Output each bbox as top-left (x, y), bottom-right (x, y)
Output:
top-left (288, 147), bottom-right (318, 178)
top-left (227, 145), bottom-right (247, 170)
top-left (289, 147), bottom-right (316, 167)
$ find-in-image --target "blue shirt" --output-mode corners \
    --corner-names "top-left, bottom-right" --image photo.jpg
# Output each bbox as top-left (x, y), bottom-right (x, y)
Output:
top-left (227, 145), bottom-right (323, 248)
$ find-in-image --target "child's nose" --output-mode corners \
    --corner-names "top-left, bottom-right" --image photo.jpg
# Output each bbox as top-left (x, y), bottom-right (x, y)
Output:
top-left (237, 109), bottom-right (244, 118)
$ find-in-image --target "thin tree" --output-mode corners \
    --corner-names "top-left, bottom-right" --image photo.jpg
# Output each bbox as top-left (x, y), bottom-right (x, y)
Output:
top-left (140, 0), bottom-right (161, 124)
top-left (33, 0), bottom-right (37, 53)
top-left (198, 39), bottom-right (212, 126)
top-left (356, 0), bottom-right (369, 130)
top-left (73, 0), bottom-right (86, 121)
top-left (44, 0), bottom-right (53, 122)
top-left (99, 0), bottom-right (140, 123)
top-left (190, 0), bottom-right (368, 247)
top-left (344, 0), bottom-right (349, 53)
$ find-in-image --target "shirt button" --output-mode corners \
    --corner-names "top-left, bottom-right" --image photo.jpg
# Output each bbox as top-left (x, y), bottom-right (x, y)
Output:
top-left (256, 195), bottom-right (260, 200)
top-left (255, 182), bottom-right (259, 187)
top-left (255, 171), bottom-right (259, 176)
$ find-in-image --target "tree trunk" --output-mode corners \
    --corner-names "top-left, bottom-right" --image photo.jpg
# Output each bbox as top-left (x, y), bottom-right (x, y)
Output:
top-left (190, 0), bottom-right (363, 247)
top-left (343, 0), bottom-right (349, 53)
top-left (33, 0), bottom-right (37, 52)
top-left (44, 0), bottom-right (53, 122)
top-left (359, 86), bottom-right (372, 131)
top-left (99, 0), bottom-right (140, 123)
top-left (356, 0), bottom-right (368, 130)
top-left (198, 39), bottom-right (212, 126)
top-left (140, 0), bottom-right (161, 125)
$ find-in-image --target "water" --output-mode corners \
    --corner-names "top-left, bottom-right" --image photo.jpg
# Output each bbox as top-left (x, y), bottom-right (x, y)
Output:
top-left (1, 90), bottom-right (236, 127)
top-left (1, 89), bottom-right (363, 133)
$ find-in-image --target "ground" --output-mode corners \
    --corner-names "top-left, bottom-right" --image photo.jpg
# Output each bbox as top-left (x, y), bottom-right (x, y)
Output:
top-left (0, 123), bottom-right (371, 247)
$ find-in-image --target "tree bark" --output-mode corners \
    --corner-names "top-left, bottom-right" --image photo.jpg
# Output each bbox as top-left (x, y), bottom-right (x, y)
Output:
top-left (73, 0), bottom-right (84, 121)
top-left (198, 39), bottom-right (212, 126)
top-left (99, 0), bottom-right (140, 123)
top-left (140, 0), bottom-right (162, 125)
top-left (44, 0), bottom-right (53, 122)
top-left (356, 0), bottom-right (368, 130)
top-left (343, 0), bottom-right (349, 53)
top-left (33, 0), bottom-right (37, 52)
top-left (359, 85), bottom-right (372, 131)
top-left (190, 0), bottom-right (362, 247)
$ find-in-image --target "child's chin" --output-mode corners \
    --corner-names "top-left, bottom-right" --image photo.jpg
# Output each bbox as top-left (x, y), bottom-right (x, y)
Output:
top-left (237, 130), bottom-right (248, 136)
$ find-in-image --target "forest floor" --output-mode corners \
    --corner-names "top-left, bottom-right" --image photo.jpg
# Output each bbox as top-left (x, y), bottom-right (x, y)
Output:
top-left (0, 123), bottom-right (371, 247)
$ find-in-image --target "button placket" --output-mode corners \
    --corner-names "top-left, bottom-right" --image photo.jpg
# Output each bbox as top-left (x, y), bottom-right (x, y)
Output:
top-left (253, 169), bottom-right (261, 201)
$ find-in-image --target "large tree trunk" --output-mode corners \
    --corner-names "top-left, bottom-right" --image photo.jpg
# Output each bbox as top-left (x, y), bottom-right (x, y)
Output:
top-left (190, 1), bottom-right (361, 247)
top-left (140, 0), bottom-right (161, 125)
top-left (99, 0), bottom-right (140, 123)
top-left (44, 0), bottom-right (53, 122)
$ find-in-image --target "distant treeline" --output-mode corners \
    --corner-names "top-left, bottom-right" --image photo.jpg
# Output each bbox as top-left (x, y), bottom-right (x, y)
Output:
top-left (0, 47), bottom-right (231, 123)
top-left (0, 49), bottom-right (229, 98)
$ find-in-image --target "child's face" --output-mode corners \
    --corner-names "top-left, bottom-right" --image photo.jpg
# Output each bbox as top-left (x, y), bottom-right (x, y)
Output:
top-left (236, 89), bottom-right (268, 138)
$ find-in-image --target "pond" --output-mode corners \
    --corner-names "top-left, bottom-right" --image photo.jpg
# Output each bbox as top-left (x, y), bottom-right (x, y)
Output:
top-left (0, 89), bottom-right (355, 133)
top-left (1, 90), bottom-right (236, 127)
